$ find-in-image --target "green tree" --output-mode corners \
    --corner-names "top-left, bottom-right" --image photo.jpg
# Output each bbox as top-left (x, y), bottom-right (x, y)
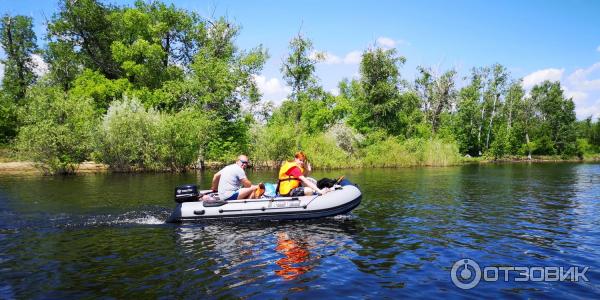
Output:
top-left (69, 69), bottom-right (132, 113)
top-left (281, 33), bottom-right (323, 100)
top-left (156, 109), bottom-right (215, 171)
top-left (0, 15), bottom-right (37, 101)
top-left (454, 76), bottom-right (483, 155)
top-left (47, 0), bottom-right (121, 81)
top-left (531, 81), bottom-right (577, 155)
top-left (0, 94), bottom-right (18, 143)
top-left (483, 64), bottom-right (510, 152)
top-left (356, 47), bottom-right (406, 134)
top-left (15, 85), bottom-right (97, 174)
top-left (95, 96), bottom-right (161, 171)
top-left (415, 67), bottom-right (457, 135)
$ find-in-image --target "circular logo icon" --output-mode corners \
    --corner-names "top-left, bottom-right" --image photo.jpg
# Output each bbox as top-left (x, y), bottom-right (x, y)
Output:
top-left (451, 258), bottom-right (481, 289)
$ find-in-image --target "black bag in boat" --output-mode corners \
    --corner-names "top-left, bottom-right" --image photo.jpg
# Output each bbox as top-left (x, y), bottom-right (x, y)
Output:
top-left (317, 178), bottom-right (338, 189)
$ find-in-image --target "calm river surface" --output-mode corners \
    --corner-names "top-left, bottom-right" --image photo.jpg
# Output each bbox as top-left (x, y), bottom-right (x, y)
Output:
top-left (1, 163), bottom-right (599, 298)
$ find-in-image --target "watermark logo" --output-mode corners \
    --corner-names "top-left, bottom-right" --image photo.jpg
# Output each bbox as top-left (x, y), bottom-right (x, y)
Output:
top-left (451, 259), bottom-right (482, 289)
top-left (451, 258), bottom-right (590, 289)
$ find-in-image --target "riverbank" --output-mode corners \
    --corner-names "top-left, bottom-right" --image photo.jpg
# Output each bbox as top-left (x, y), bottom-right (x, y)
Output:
top-left (465, 154), bottom-right (600, 164)
top-left (0, 161), bottom-right (109, 174)
top-left (1, 156), bottom-right (599, 175)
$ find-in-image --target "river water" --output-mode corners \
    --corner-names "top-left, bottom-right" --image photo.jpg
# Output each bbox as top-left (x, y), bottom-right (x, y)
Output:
top-left (0, 163), bottom-right (599, 298)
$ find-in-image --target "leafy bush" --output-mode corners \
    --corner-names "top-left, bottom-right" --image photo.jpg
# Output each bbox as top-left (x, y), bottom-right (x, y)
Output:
top-left (326, 122), bottom-right (364, 155)
top-left (156, 109), bottom-right (215, 171)
top-left (15, 85), bottom-right (97, 174)
top-left (94, 97), bottom-right (162, 171)
top-left (300, 133), bottom-right (355, 169)
top-left (69, 69), bottom-right (132, 113)
top-left (575, 138), bottom-right (591, 159)
top-left (0, 95), bottom-right (18, 144)
top-left (250, 123), bottom-right (296, 168)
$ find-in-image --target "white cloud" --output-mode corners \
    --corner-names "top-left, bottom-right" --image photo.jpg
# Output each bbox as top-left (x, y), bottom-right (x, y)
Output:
top-left (252, 74), bottom-right (290, 104)
top-left (597, 45), bottom-right (600, 52)
top-left (313, 50), bottom-right (364, 65)
top-left (311, 51), bottom-right (342, 65)
top-left (375, 37), bottom-right (410, 49)
top-left (376, 37), bottom-right (396, 49)
top-left (343, 51), bottom-right (362, 64)
top-left (575, 99), bottom-right (600, 119)
top-left (31, 54), bottom-right (48, 77)
top-left (565, 90), bottom-right (588, 103)
top-left (0, 62), bottom-right (4, 82)
top-left (522, 68), bottom-right (564, 89)
top-left (253, 74), bottom-right (290, 95)
top-left (329, 87), bottom-right (340, 96)
top-left (567, 62), bottom-right (600, 91)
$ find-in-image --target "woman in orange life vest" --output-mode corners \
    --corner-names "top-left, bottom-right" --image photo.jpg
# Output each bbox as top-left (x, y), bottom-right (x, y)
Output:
top-left (277, 151), bottom-right (329, 196)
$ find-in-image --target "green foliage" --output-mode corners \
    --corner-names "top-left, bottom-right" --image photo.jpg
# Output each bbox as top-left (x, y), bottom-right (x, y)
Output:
top-left (91, 97), bottom-right (220, 172)
top-left (281, 33), bottom-right (322, 99)
top-left (48, 0), bottom-right (121, 80)
top-left (94, 97), bottom-right (162, 171)
top-left (415, 67), bottom-right (457, 134)
top-left (530, 81), bottom-right (577, 155)
top-left (69, 69), bottom-right (132, 113)
top-left (44, 40), bottom-right (81, 90)
top-left (111, 38), bottom-right (181, 89)
top-left (0, 14), bottom-right (37, 101)
top-left (0, 95), bottom-right (18, 144)
top-left (204, 118), bottom-right (251, 163)
top-left (15, 85), bottom-right (97, 174)
top-left (326, 123), bottom-right (364, 155)
top-left (300, 133), bottom-right (354, 169)
top-left (357, 47), bottom-right (406, 133)
top-left (576, 138), bottom-right (591, 158)
top-left (156, 109), bottom-right (215, 171)
top-left (361, 137), bottom-right (460, 167)
top-left (454, 76), bottom-right (483, 155)
top-left (250, 123), bottom-right (296, 168)
top-left (2, 1), bottom-right (596, 174)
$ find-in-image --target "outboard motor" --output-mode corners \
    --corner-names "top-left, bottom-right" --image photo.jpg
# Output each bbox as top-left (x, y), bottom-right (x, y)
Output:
top-left (174, 184), bottom-right (199, 203)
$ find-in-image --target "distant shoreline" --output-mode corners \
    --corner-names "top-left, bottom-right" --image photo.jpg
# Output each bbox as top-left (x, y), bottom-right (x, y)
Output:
top-left (1, 157), bottom-right (598, 175)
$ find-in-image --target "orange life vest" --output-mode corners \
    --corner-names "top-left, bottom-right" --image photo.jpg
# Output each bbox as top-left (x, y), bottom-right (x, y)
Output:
top-left (277, 161), bottom-right (304, 195)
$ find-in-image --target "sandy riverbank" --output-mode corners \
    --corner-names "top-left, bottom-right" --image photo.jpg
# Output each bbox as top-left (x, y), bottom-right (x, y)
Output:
top-left (0, 161), bottom-right (109, 174)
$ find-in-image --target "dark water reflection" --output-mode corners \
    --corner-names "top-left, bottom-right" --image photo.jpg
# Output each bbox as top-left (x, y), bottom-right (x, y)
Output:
top-left (0, 163), bottom-right (599, 298)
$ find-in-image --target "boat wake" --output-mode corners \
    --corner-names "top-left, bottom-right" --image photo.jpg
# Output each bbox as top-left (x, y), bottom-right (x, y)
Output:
top-left (81, 209), bottom-right (171, 227)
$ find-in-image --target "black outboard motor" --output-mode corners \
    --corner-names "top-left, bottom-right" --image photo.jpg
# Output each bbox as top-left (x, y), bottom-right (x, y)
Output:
top-left (174, 184), bottom-right (199, 203)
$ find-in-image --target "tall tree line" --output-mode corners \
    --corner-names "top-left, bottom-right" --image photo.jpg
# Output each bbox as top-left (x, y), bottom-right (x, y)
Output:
top-left (0, 0), bottom-right (598, 173)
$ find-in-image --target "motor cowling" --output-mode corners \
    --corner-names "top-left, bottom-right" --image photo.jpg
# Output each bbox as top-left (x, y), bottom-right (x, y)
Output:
top-left (174, 184), bottom-right (199, 203)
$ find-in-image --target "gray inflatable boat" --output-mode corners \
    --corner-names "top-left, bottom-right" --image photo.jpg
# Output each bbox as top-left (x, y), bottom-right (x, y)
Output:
top-left (166, 179), bottom-right (361, 222)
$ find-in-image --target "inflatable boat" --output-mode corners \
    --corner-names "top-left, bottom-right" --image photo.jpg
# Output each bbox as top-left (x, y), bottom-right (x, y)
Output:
top-left (166, 179), bottom-right (361, 222)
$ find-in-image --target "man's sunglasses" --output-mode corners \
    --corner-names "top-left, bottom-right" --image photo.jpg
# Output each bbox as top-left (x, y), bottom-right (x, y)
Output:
top-left (240, 160), bottom-right (249, 165)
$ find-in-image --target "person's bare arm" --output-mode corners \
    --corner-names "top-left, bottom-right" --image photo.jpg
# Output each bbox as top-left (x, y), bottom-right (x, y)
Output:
top-left (240, 178), bottom-right (252, 188)
top-left (299, 175), bottom-right (326, 194)
top-left (211, 171), bottom-right (221, 191)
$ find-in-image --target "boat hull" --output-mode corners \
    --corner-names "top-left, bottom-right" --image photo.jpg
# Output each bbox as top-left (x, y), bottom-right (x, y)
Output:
top-left (167, 183), bottom-right (361, 222)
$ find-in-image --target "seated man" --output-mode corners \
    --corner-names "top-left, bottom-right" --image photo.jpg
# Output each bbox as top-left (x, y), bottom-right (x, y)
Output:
top-left (211, 155), bottom-right (259, 200)
top-left (277, 151), bottom-right (328, 196)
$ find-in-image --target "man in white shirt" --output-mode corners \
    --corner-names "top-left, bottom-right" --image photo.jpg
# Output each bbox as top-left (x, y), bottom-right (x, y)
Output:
top-left (210, 155), bottom-right (260, 200)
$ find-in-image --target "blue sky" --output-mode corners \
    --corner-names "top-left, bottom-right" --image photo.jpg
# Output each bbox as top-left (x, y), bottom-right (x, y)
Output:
top-left (1, 0), bottom-right (600, 119)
